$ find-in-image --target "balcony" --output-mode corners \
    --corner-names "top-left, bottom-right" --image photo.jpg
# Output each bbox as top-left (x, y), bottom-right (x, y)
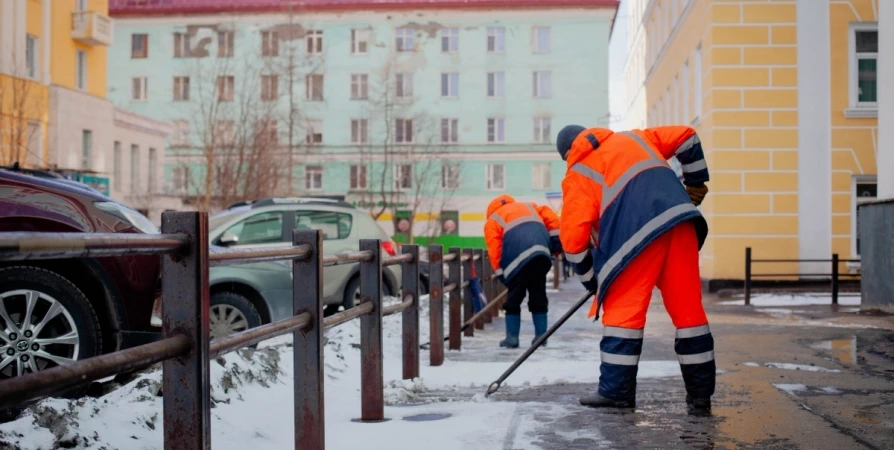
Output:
top-left (71, 11), bottom-right (113, 46)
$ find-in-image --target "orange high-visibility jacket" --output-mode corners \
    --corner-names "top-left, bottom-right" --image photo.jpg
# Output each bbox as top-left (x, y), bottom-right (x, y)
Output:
top-left (484, 194), bottom-right (561, 282)
top-left (559, 126), bottom-right (709, 301)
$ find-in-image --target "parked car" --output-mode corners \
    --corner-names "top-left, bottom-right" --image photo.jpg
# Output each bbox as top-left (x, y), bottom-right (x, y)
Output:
top-left (206, 198), bottom-right (403, 338)
top-left (0, 167), bottom-right (162, 381)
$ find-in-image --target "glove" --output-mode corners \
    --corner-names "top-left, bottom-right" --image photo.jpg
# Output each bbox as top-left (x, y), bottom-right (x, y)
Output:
top-left (581, 278), bottom-right (598, 293)
top-left (497, 274), bottom-right (507, 286)
top-left (686, 183), bottom-right (709, 207)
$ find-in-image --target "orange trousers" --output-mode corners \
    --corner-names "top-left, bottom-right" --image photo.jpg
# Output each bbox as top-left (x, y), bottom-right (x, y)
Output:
top-left (593, 221), bottom-right (708, 329)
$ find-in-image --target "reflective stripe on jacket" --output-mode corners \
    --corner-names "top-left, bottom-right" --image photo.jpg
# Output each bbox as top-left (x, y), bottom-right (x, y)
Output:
top-left (484, 194), bottom-right (561, 281)
top-left (559, 126), bottom-right (709, 303)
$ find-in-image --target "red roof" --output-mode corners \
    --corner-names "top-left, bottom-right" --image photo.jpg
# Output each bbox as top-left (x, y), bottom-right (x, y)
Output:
top-left (109, 0), bottom-right (619, 16)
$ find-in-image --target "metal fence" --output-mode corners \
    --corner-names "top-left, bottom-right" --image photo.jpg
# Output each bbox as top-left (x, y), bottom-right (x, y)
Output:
top-left (0, 211), bottom-right (509, 450)
top-left (744, 247), bottom-right (861, 305)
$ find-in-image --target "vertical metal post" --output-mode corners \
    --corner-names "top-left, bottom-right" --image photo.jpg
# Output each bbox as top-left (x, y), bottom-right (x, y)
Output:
top-left (482, 250), bottom-right (493, 325)
top-left (448, 247), bottom-right (462, 350)
top-left (472, 249), bottom-right (485, 330)
top-left (293, 230), bottom-right (324, 449)
top-left (552, 256), bottom-right (560, 289)
top-left (832, 253), bottom-right (839, 305)
top-left (744, 247), bottom-right (752, 306)
top-left (401, 244), bottom-right (420, 380)
top-left (161, 211), bottom-right (210, 450)
top-left (462, 251), bottom-right (474, 338)
top-left (359, 239), bottom-right (385, 422)
top-left (428, 245), bottom-right (445, 366)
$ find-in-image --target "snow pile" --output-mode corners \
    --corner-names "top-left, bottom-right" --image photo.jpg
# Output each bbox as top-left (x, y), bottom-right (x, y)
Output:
top-left (764, 362), bottom-right (840, 373)
top-left (719, 293), bottom-right (861, 307)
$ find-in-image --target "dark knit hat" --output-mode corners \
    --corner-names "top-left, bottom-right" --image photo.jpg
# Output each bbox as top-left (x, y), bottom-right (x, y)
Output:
top-left (556, 125), bottom-right (586, 160)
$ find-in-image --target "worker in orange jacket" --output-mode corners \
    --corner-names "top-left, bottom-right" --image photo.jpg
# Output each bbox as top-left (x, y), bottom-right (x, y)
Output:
top-left (485, 194), bottom-right (562, 348)
top-left (555, 124), bottom-right (713, 411)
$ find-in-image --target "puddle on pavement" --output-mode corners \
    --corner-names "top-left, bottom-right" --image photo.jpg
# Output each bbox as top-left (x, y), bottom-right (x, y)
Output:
top-left (401, 413), bottom-right (452, 422)
top-left (811, 337), bottom-right (857, 364)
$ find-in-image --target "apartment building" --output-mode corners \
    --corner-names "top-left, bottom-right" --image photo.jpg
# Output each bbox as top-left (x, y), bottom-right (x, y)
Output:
top-left (0, 0), bottom-right (178, 223)
top-left (107, 0), bottom-right (619, 245)
top-left (624, 0), bottom-right (893, 285)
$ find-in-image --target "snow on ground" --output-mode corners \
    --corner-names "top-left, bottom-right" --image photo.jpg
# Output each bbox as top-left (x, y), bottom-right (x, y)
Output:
top-left (0, 294), bottom-right (679, 450)
top-left (764, 362), bottom-right (841, 373)
top-left (719, 293), bottom-right (861, 307)
top-left (774, 384), bottom-right (808, 395)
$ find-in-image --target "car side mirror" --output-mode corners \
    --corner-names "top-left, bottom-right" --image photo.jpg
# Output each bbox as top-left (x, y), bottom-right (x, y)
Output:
top-left (219, 232), bottom-right (239, 247)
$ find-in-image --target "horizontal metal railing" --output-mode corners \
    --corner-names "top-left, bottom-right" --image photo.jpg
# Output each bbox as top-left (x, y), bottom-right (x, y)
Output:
top-left (744, 247), bottom-right (861, 305)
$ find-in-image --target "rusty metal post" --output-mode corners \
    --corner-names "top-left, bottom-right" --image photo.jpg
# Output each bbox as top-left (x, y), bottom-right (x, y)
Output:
top-left (552, 256), bottom-right (560, 290)
top-left (482, 250), bottom-right (493, 325)
top-left (292, 230), bottom-right (324, 449)
top-left (428, 245), bottom-right (445, 366)
top-left (462, 251), bottom-right (474, 338)
top-left (401, 244), bottom-right (420, 380)
top-left (744, 247), bottom-right (752, 306)
top-left (472, 249), bottom-right (485, 330)
top-left (832, 253), bottom-right (839, 305)
top-left (161, 211), bottom-right (210, 450)
top-left (359, 239), bottom-right (385, 422)
top-left (448, 247), bottom-right (462, 350)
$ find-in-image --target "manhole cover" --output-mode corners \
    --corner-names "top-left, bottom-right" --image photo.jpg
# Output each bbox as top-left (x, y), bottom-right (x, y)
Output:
top-left (402, 413), bottom-right (452, 422)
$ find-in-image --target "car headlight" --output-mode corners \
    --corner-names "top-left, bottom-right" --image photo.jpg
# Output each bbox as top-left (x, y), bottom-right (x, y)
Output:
top-left (94, 202), bottom-right (161, 234)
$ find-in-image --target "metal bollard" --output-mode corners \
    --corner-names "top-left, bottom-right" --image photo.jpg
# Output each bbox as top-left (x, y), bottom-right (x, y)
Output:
top-left (472, 249), bottom-right (485, 330)
top-left (402, 244), bottom-right (420, 380)
top-left (428, 245), bottom-right (445, 366)
top-left (831, 253), bottom-right (839, 305)
top-left (744, 247), bottom-right (752, 306)
top-left (292, 230), bottom-right (324, 449)
top-left (161, 211), bottom-right (211, 450)
top-left (359, 239), bottom-right (385, 422)
top-left (448, 247), bottom-right (462, 351)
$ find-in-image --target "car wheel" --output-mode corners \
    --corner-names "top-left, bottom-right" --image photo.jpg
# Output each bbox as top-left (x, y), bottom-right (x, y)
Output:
top-left (341, 276), bottom-right (394, 311)
top-left (0, 267), bottom-right (101, 382)
top-left (209, 292), bottom-right (262, 340)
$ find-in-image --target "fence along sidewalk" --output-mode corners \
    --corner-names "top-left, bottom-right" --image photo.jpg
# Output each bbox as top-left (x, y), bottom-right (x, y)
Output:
top-left (0, 210), bottom-right (508, 450)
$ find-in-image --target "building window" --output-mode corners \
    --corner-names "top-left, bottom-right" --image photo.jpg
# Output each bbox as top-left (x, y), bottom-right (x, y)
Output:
top-left (131, 34), bottom-right (147, 59)
top-left (306, 30), bottom-right (323, 54)
top-left (173, 166), bottom-right (190, 194)
top-left (25, 35), bottom-right (38, 79)
top-left (487, 72), bottom-right (505, 98)
top-left (441, 28), bottom-right (459, 53)
top-left (533, 117), bottom-right (551, 143)
top-left (532, 163), bottom-right (551, 190)
top-left (351, 29), bottom-right (369, 54)
top-left (396, 73), bottom-right (413, 98)
top-left (305, 165), bottom-right (323, 191)
top-left (217, 76), bottom-right (234, 102)
top-left (487, 118), bottom-right (505, 143)
top-left (174, 32), bottom-right (190, 58)
top-left (674, 75), bottom-right (681, 124)
top-left (113, 141), bottom-right (121, 190)
top-left (486, 163), bottom-right (505, 190)
top-left (487, 27), bottom-right (505, 53)
top-left (441, 163), bottom-right (460, 189)
top-left (261, 75), bottom-right (278, 101)
top-left (396, 28), bottom-right (415, 52)
top-left (533, 71), bottom-right (551, 98)
top-left (854, 178), bottom-right (877, 256)
top-left (257, 119), bottom-right (278, 145)
top-left (533, 26), bottom-right (550, 53)
top-left (78, 130), bottom-right (92, 170)
top-left (351, 74), bottom-right (368, 100)
top-left (216, 120), bottom-right (235, 145)
top-left (351, 119), bottom-right (368, 144)
top-left (683, 61), bottom-right (690, 123)
top-left (261, 30), bottom-right (279, 57)
top-left (441, 118), bottom-right (458, 143)
top-left (132, 77), bottom-right (148, 100)
top-left (172, 120), bottom-right (189, 146)
top-left (148, 148), bottom-right (157, 193)
top-left (306, 120), bottom-right (322, 145)
top-left (173, 76), bottom-right (190, 101)
top-left (395, 118), bottom-right (413, 144)
top-left (394, 164), bottom-right (412, 191)
top-left (665, 87), bottom-right (672, 124)
top-left (693, 43), bottom-right (702, 120)
top-left (350, 165), bottom-right (368, 190)
top-left (306, 74), bottom-right (324, 101)
top-left (130, 144), bottom-right (140, 194)
top-left (851, 24), bottom-right (878, 107)
top-left (441, 72), bottom-right (459, 98)
top-left (76, 50), bottom-right (87, 90)
top-left (218, 31), bottom-right (234, 57)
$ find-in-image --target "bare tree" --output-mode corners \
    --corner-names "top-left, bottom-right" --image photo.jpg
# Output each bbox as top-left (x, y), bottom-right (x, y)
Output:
top-left (0, 50), bottom-right (46, 167)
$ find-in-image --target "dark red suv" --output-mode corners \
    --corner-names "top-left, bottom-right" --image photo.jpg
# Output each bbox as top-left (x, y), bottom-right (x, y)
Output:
top-left (0, 167), bottom-right (162, 381)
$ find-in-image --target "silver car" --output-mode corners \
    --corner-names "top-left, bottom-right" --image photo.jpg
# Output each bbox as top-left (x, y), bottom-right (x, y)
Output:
top-left (206, 198), bottom-right (402, 338)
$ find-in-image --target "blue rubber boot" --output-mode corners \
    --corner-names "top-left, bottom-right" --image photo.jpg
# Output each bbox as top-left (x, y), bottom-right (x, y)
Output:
top-left (500, 314), bottom-right (521, 348)
top-left (532, 313), bottom-right (548, 347)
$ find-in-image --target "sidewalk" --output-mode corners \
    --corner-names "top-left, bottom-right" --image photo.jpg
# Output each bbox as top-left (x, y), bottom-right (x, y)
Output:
top-left (438, 281), bottom-right (894, 450)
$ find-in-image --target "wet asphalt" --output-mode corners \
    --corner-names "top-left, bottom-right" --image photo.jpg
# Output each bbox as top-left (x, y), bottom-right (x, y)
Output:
top-left (430, 281), bottom-right (894, 450)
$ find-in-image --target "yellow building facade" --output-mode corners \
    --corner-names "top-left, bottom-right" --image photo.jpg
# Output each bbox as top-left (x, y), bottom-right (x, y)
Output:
top-left (0, 0), bottom-right (111, 167)
top-left (641, 0), bottom-right (880, 283)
